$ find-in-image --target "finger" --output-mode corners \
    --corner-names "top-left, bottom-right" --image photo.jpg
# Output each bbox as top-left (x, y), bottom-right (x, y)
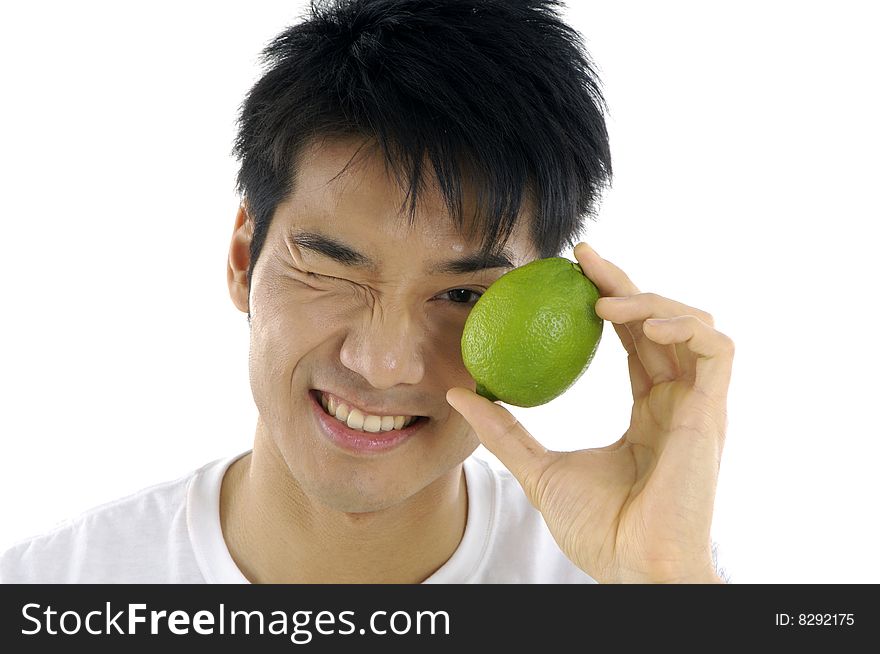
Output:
top-left (573, 243), bottom-right (675, 389)
top-left (594, 294), bottom-right (680, 385)
top-left (569, 243), bottom-right (637, 354)
top-left (642, 316), bottom-right (735, 404)
top-left (626, 350), bottom-right (653, 400)
top-left (674, 341), bottom-right (697, 386)
top-left (595, 293), bottom-right (715, 329)
top-left (446, 387), bottom-right (550, 506)
top-left (573, 242), bottom-right (640, 298)
top-left (595, 293), bottom-right (715, 384)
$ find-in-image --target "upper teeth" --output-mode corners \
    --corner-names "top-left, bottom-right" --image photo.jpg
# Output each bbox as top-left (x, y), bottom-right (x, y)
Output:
top-left (320, 392), bottom-right (417, 432)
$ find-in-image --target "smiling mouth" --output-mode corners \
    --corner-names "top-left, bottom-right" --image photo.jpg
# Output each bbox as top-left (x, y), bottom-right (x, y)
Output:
top-left (310, 389), bottom-right (428, 433)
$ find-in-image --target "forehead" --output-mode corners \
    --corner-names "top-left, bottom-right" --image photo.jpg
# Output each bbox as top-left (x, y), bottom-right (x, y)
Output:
top-left (276, 136), bottom-right (537, 265)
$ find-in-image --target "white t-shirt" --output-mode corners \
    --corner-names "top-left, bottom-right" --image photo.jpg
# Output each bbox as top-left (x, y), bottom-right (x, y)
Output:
top-left (0, 451), bottom-right (599, 584)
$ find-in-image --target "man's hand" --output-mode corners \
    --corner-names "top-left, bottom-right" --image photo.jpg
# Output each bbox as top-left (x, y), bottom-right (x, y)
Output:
top-left (446, 242), bottom-right (734, 584)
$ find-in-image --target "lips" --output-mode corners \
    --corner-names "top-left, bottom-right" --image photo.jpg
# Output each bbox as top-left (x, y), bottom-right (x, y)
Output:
top-left (308, 389), bottom-right (429, 455)
top-left (310, 388), bottom-right (426, 420)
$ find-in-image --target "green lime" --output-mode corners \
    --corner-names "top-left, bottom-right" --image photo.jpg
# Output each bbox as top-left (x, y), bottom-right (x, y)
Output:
top-left (461, 256), bottom-right (603, 407)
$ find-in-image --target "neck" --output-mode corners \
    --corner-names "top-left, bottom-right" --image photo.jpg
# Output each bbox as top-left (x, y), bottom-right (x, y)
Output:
top-left (220, 423), bottom-right (469, 583)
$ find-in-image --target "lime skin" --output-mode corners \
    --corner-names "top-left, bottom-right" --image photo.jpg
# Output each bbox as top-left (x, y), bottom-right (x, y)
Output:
top-left (461, 257), bottom-right (604, 407)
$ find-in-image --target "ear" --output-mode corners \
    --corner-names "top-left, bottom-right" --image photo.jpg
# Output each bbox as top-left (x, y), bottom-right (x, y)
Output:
top-left (227, 203), bottom-right (253, 314)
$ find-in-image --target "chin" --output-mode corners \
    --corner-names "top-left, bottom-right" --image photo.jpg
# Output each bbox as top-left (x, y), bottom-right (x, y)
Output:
top-left (267, 400), bottom-right (474, 512)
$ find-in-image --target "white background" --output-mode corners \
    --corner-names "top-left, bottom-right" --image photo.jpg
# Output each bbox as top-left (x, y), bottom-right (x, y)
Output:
top-left (1, 1), bottom-right (877, 583)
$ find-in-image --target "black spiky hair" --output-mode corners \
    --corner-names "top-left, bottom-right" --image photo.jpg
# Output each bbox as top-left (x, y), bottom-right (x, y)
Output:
top-left (232, 0), bottom-right (612, 307)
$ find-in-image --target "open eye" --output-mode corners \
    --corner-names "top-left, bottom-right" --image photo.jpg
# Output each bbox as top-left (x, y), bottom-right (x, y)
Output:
top-left (438, 288), bottom-right (484, 305)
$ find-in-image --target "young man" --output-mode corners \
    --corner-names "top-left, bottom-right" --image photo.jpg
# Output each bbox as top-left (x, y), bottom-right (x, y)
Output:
top-left (1, 0), bottom-right (733, 584)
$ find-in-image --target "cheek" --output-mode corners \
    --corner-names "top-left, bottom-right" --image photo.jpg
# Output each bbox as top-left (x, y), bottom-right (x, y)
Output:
top-left (247, 284), bottom-right (326, 394)
top-left (427, 313), bottom-right (473, 380)
top-left (254, 276), bottom-right (346, 342)
top-left (253, 275), bottom-right (476, 380)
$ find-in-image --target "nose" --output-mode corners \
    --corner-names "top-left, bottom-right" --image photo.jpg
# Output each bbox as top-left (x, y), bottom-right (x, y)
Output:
top-left (339, 309), bottom-right (426, 390)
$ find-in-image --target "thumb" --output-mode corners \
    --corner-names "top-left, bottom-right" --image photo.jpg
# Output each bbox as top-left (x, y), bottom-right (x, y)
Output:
top-left (446, 386), bottom-right (551, 506)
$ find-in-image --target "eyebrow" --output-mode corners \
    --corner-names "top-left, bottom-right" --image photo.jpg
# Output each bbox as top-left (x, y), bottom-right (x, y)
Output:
top-left (287, 229), bottom-right (515, 275)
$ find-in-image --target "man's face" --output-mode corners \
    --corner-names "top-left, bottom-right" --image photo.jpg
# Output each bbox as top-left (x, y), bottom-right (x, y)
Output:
top-left (238, 136), bottom-right (537, 513)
